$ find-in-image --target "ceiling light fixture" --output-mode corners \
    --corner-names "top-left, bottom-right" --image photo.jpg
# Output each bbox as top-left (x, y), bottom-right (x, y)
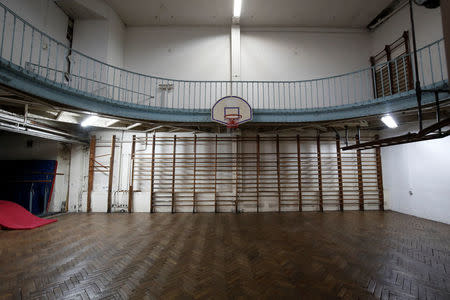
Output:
top-left (381, 115), bottom-right (398, 129)
top-left (81, 115), bottom-right (98, 127)
top-left (234, 0), bottom-right (242, 18)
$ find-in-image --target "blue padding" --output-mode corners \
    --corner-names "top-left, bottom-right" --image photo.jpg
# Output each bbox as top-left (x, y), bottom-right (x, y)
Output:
top-left (0, 160), bottom-right (57, 215)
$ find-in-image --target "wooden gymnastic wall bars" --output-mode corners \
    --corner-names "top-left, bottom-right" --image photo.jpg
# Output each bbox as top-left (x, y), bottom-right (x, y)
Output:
top-left (355, 132), bottom-right (365, 211)
top-left (107, 135), bottom-right (116, 213)
top-left (375, 135), bottom-right (384, 211)
top-left (336, 135), bottom-right (344, 212)
top-left (296, 134), bottom-right (302, 212)
top-left (317, 132), bottom-right (323, 212)
top-left (171, 135), bottom-right (177, 214)
top-left (91, 134), bottom-right (381, 213)
top-left (150, 134), bottom-right (156, 213)
top-left (87, 135), bottom-right (96, 213)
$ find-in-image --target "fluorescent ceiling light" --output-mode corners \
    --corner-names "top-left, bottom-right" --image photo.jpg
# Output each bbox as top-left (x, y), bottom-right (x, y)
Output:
top-left (234, 0), bottom-right (242, 17)
top-left (81, 116), bottom-right (98, 127)
top-left (381, 115), bottom-right (398, 129)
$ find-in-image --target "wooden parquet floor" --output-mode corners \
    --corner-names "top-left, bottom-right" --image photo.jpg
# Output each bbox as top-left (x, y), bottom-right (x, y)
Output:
top-left (0, 211), bottom-right (449, 300)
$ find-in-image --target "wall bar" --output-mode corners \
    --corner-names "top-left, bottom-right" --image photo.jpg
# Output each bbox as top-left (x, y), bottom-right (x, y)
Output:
top-left (356, 134), bottom-right (364, 211)
top-left (150, 134), bottom-right (156, 213)
top-left (276, 134), bottom-right (281, 212)
top-left (375, 135), bottom-right (384, 211)
top-left (87, 135), bottom-right (96, 213)
top-left (336, 135), bottom-right (344, 211)
top-left (317, 133), bottom-right (323, 212)
top-left (128, 135), bottom-right (136, 213)
top-left (107, 135), bottom-right (116, 213)
top-left (296, 134), bottom-right (302, 212)
top-left (171, 135), bottom-right (177, 213)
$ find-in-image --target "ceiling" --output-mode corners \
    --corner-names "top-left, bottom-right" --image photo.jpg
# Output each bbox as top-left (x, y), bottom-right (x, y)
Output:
top-left (103, 0), bottom-right (394, 28)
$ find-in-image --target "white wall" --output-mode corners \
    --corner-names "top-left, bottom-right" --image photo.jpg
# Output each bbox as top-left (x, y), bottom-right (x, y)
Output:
top-left (124, 26), bottom-right (230, 81)
top-left (370, 4), bottom-right (443, 55)
top-left (381, 126), bottom-right (450, 224)
top-left (0, 133), bottom-right (72, 213)
top-left (0, 0), bottom-right (69, 45)
top-left (241, 29), bottom-right (372, 81)
top-left (71, 0), bottom-right (125, 67)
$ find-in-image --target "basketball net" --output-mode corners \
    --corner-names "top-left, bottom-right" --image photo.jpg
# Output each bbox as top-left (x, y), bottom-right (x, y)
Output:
top-left (225, 114), bottom-right (242, 129)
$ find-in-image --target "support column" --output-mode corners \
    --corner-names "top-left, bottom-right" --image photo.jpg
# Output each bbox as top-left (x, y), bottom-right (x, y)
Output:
top-left (107, 135), bottom-right (116, 213)
top-left (442, 0), bottom-right (450, 78)
top-left (231, 24), bottom-right (241, 82)
top-left (87, 135), bottom-right (96, 213)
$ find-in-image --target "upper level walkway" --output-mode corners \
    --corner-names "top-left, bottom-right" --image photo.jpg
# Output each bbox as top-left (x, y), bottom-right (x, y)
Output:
top-left (0, 2), bottom-right (448, 123)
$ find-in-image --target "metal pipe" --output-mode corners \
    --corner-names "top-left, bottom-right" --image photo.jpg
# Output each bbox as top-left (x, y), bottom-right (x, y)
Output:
top-left (409, 0), bottom-right (423, 131)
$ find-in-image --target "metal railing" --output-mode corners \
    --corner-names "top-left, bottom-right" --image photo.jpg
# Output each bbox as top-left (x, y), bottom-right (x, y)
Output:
top-left (0, 2), bottom-right (447, 112)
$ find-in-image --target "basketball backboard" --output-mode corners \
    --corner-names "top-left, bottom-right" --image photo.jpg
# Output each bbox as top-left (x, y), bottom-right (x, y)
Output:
top-left (211, 96), bottom-right (252, 128)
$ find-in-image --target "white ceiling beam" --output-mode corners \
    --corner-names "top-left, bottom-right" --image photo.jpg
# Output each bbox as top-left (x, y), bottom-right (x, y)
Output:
top-left (126, 123), bottom-right (142, 130)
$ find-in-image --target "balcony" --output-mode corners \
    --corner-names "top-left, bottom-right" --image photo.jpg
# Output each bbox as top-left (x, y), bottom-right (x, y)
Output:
top-left (0, 2), bottom-right (448, 124)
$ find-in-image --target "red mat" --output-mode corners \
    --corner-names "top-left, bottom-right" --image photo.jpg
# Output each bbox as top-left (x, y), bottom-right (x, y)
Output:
top-left (0, 200), bottom-right (57, 230)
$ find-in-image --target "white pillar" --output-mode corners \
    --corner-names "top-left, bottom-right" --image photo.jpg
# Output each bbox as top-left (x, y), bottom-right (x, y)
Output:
top-left (231, 24), bottom-right (241, 81)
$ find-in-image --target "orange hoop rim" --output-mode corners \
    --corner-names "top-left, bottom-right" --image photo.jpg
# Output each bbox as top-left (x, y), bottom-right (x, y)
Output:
top-left (224, 113), bottom-right (242, 120)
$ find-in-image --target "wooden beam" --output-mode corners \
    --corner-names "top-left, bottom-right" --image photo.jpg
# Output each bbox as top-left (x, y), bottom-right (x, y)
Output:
top-left (214, 135), bottom-right (218, 213)
top-left (356, 134), bottom-right (364, 211)
top-left (276, 134), bottom-right (281, 213)
top-left (336, 135), bottom-right (344, 212)
top-left (296, 134), bottom-right (302, 212)
top-left (107, 135), bottom-right (116, 213)
top-left (150, 134), bottom-right (156, 213)
top-left (317, 133), bottom-right (323, 212)
top-left (256, 134), bottom-right (260, 213)
top-left (235, 135), bottom-right (239, 214)
top-left (87, 135), bottom-right (96, 213)
top-left (128, 135), bottom-right (136, 213)
top-left (193, 134), bottom-right (197, 213)
top-left (375, 135), bottom-right (385, 211)
top-left (171, 135), bottom-right (177, 214)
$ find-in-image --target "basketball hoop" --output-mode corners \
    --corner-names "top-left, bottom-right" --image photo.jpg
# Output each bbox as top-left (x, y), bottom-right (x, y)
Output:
top-left (225, 114), bottom-right (242, 129)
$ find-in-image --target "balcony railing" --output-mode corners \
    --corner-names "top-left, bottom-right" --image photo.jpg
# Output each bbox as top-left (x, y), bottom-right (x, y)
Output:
top-left (0, 2), bottom-right (447, 112)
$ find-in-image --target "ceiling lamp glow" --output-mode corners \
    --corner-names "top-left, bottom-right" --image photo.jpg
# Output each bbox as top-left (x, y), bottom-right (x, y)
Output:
top-left (381, 115), bottom-right (398, 129)
top-left (81, 116), bottom-right (98, 127)
top-left (234, 0), bottom-right (242, 17)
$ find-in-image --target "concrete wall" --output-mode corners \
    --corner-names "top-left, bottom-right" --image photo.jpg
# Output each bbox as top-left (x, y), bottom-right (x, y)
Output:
top-left (124, 26), bottom-right (230, 81)
top-left (71, 0), bottom-right (125, 68)
top-left (381, 126), bottom-right (450, 224)
top-left (241, 29), bottom-right (371, 81)
top-left (0, 133), bottom-right (72, 213)
top-left (0, 0), bottom-right (69, 45)
top-left (370, 4), bottom-right (443, 55)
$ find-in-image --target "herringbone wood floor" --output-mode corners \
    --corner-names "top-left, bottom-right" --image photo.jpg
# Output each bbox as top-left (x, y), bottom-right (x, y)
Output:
top-left (0, 212), bottom-right (449, 299)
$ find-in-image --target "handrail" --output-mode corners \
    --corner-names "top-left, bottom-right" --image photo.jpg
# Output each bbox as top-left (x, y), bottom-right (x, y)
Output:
top-left (0, 1), bottom-right (447, 112)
